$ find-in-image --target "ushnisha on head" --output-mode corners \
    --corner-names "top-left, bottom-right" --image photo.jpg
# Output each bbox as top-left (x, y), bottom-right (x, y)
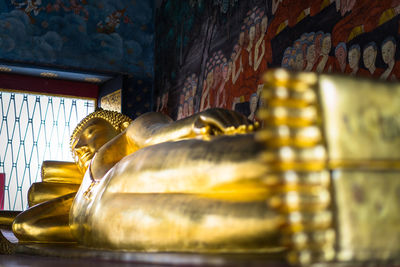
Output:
top-left (70, 108), bottom-right (132, 172)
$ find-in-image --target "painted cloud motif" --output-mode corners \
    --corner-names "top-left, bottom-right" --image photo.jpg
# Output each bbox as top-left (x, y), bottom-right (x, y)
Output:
top-left (0, 0), bottom-right (154, 77)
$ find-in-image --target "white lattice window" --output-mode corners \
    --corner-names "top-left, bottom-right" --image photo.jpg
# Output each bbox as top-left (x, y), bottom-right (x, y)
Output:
top-left (0, 90), bottom-right (95, 210)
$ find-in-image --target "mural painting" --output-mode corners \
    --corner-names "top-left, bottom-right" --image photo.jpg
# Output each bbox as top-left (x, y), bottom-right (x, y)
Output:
top-left (155, 0), bottom-right (400, 121)
top-left (0, 0), bottom-right (154, 78)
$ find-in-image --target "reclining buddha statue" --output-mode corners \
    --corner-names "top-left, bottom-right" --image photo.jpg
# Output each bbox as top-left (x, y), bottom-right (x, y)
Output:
top-left (1, 69), bottom-right (400, 265)
top-left (14, 105), bottom-right (286, 251)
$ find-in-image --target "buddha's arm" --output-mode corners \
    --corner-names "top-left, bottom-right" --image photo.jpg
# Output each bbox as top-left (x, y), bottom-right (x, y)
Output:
top-left (25, 161), bottom-right (84, 207)
top-left (27, 182), bottom-right (80, 207)
top-left (12, 193), bottom-right (76, 243)
top-left (41, 161), bottom-right (83, 184)
top-left (91, 109), bottom-right (252, 181)
top-left (126, 108), bottom-right (252, 147)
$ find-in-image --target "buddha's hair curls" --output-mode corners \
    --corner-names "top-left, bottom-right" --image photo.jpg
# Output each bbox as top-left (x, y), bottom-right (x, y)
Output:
top-left (70, 108), bottom-right (132, 153)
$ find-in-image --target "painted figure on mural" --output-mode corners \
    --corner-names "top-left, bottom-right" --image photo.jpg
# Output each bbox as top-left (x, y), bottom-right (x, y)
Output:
top-left (223, 50), bottom-right (237, 111)
top-left (232, 29), bottom-right (245, 86)
top-left (227, 36), bottom-right (245, 111)
top-left (304, 44), bottom-right (317, 71)
top-left (208, 57), bottom-right (218, 109)
top-left (216, 59), bottom-right (230, 108)
top-left (314, 33), bottom-right (333, 73)
top-left (183, 101), bottom-right (189, 118)
top-left (190, 74), bottom-right (199, 113)
top-left (348, 44), bottom-right (361, 76)
top-left (333, 42), bottom-right (348, 73)
top-left (159, 91), bottom-right (169, 115)
top-left (177, 92), bottom-right (185, 120)
top-left (237, 22), bottom-right (252, 79)
top-left (307, 32), bottom-right (316, 45)
top-left (211, 55), bottom-right (224, 108)
top-left (360, 41), bottom-right (383, 78)
top-left (248, 93), bottom-right (258, 122)
top-left (246, 24), bottom-right (256, 68)
top-left (254, 15), bottom-right (268, 80)
top-left (281, 54), bottom-right (290, 68)
top-left (177, 104), bottom-right (183, 120)
top-left (200, 70), bottom-right (213, 112)
top-left (288, 54), bottom-right (296, 70)
top-left (238, 23), bottom-right (257, 100)
top-left (380, 36), bottom-right (398, 81)
top-left (188, 97), bottom-right (194, 116)
top-left (294, 48), bottom-right (305, 71)
top-left (313, 31), bottom-right (324, 63)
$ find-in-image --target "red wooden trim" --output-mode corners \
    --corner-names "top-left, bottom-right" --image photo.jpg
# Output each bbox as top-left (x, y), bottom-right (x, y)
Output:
top-left (0, 173), bottom-right (4, 210)
top-left (0, 73), bottom-right (99, 99)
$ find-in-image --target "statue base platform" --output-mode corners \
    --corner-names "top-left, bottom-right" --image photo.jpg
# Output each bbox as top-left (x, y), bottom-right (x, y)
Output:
top-left (1, 230), bottom-right (290, 266)
top-left (2, 230), bottom-right (398, 266)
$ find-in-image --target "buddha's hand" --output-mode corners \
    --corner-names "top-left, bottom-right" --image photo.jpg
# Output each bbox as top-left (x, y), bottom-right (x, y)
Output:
top-left (193, 108), bottom-right (256, 136)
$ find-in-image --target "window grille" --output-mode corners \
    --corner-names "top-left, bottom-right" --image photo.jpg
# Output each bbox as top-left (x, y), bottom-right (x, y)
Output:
top-left (0, 90), bottom-right (95, 210)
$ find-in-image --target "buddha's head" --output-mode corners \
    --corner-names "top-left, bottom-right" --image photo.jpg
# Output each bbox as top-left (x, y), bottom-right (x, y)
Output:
top-left (70, 109), bottom-right (132, 173)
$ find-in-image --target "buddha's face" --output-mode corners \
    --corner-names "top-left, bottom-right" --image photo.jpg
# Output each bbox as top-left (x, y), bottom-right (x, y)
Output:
top-left (71, 118), bottom-right (119, 172)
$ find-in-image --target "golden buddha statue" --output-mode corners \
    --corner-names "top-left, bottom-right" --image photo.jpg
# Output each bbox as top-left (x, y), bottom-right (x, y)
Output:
top-left (13, 107), bottom-right (292, 251)
top-left (2, 69), bottom-right (399, 266)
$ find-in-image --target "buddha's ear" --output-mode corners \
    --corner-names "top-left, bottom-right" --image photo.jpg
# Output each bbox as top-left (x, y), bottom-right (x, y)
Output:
top-left (121, 121), bottom-right (131, 130)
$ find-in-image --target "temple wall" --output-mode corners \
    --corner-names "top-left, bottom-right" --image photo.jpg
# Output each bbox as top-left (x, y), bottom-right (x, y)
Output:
top-left (154, 0), bottom-right (400, 120)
